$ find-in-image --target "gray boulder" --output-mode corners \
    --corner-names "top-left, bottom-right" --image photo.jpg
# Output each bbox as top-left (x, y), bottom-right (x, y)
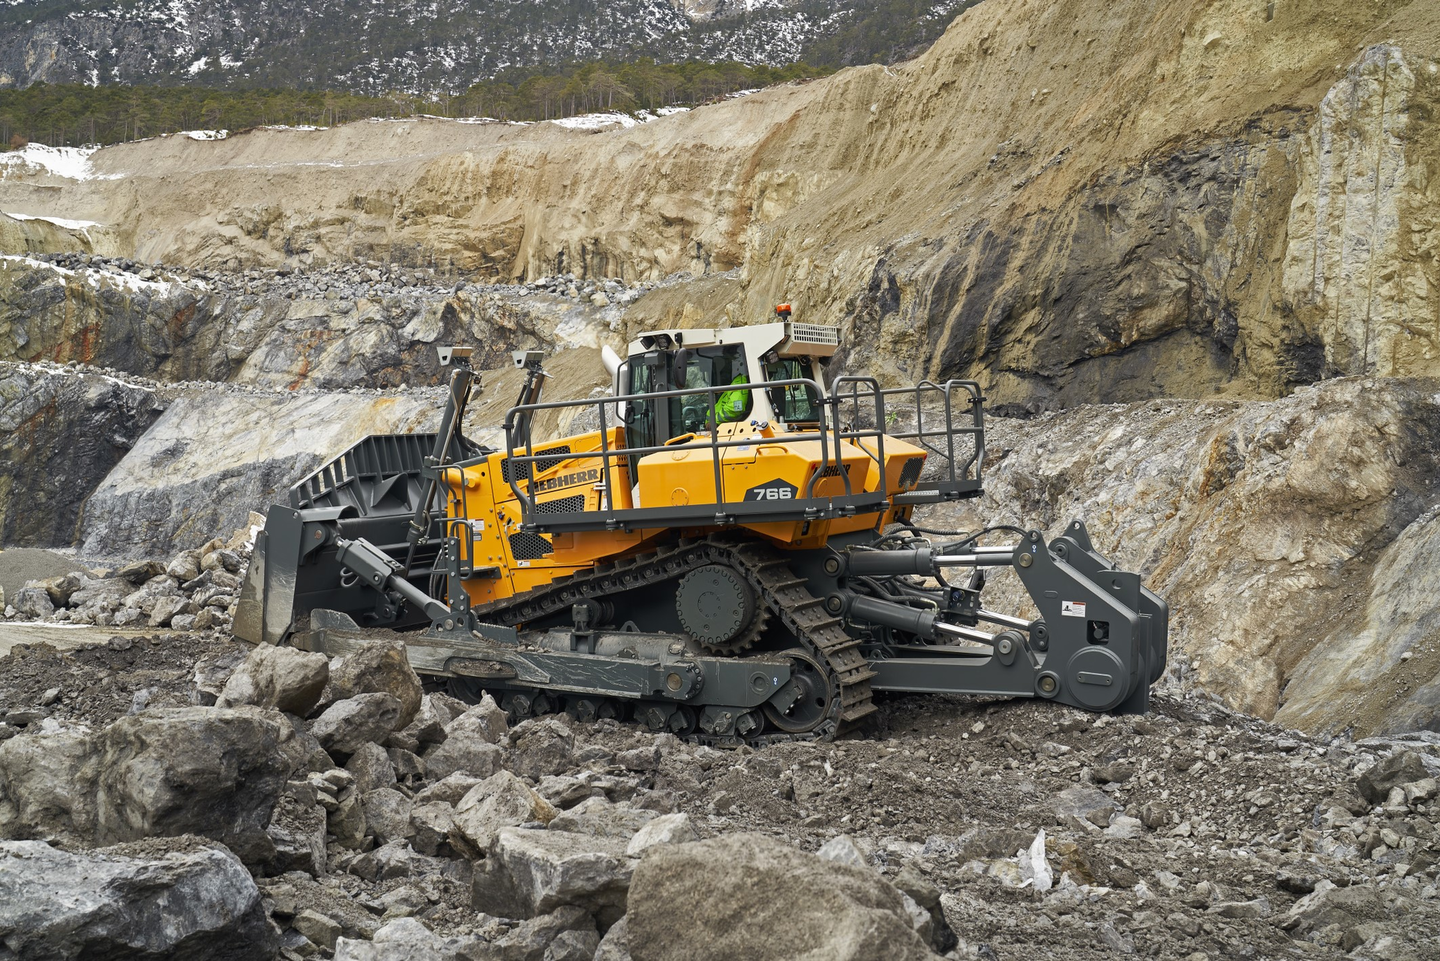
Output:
top-left (11, 586), bottom-right (54, 619)
top-left (360, 788), bottom-right (414, 845)
top-left (495, 827), bottom-right (634, 921)
top-left (218, 644), bottom-right (330, 716)
top-left (325, 639), bottom-right (424, 728)
top-left (626, 834), bottom-right (939, 961)
top-left (1358, 750), bottom-right (1432, 804)
top-left (346, 742), bottom-right (398, 794)
top-left (626, 813), bottom-right (699, 857)
top-left (451, 771), bottom-right (557, 857)
top-left (445, 693), bottom-right (508, 743)
top-left (0, 837), bottom-right (276, 960)
top-left (0, 706), bottom-right (291, 861)
top-left (335, 917), bottom-right (481, 961)
top-left (310, 693), bottom-right (403, 755)
top-left (424, 736), bottom-right (503, 782)
top-left (506, 717), bottom-right (574, 780)
top-left (549, 796), bottom-right (656, 839)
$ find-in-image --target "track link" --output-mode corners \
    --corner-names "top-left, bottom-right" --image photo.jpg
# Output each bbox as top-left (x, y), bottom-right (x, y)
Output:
top-left (462, 534), bottom-right (876, 745)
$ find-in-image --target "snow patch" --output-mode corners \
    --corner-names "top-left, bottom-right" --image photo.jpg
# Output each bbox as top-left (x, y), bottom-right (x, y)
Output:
top-left (181, 129), bottom-right (228, 140)
top-left (0, 144), bottom-right (104, 181)
top-left (550, 112), bottom-right (643, 130)
top-left (3, 212), bottom-right (103, 235)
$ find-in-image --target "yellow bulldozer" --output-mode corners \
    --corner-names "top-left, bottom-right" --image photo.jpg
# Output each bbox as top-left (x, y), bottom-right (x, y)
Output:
top-left (236, 309), bottom-right (1167, 744)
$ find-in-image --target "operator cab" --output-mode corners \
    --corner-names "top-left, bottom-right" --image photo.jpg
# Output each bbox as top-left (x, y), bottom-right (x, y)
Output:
top-left (607, 307), bottom-right (839, 455)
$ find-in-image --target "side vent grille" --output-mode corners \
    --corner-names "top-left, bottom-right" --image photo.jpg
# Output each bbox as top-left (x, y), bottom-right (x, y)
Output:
top-left (500, 445), bottom-right (574, 484)
top-left (508, 531), bottom-right (554, 560)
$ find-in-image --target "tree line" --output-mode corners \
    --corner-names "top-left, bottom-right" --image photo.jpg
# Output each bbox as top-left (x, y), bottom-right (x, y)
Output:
top-left (0, 59), bottom-right (830, 150)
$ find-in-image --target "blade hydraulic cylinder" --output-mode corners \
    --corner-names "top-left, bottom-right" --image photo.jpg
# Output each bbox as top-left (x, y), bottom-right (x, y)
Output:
top-left (336, 536), bottom-right (451, 623)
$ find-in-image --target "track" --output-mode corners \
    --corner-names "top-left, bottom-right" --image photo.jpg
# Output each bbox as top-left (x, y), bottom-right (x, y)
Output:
top-left (454, 534), bottom-right (877, 745)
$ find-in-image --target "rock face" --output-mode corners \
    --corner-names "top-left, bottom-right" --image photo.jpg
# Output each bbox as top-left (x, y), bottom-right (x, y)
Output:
top-left (0, 361), bottom-right (162, 547)
top-left (935, 375), bottom-right (1440, 735)
top-left (73, 383), bottom-right (444, 560)
top-left (4, 2), bottom-right (1437, 413)
top-left (0, 254), bottom-right (614, 390)
top-left (626, 833), bottom-right (939, 961)
top-left (0, 837), bottom-right (277, 961)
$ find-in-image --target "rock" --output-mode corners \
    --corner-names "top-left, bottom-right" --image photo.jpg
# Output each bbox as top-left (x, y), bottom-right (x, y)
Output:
top-left (817, 834), bottom-right (871, 868)
top-left (388, 747), bottom-right (425, 784)
top-left (494, 827), bottom-right (634, 920)
top-left (346, 742), bottom-right (398, 794)
top-left (361, 788), bottom-right (414, 845)
top-left (325, 639), bottom-right (424, 728)
top-left (148, 594), bottom-right (188, 628)
top-left (549, 796), bottom-right (656, 839)
top-left (0, 705), bottom-right (290, 860)
top-left (1209, 897), bottom-right (1272, 919)
top-left (625, 813), bottom-right (698, 857)
top-left (409, 802), bottom-right (456, 856)
top-left (335, 917), bottom-right (481, 961)
top-left (117, 559), bottom-right (165, 582)
top-left (1279, 880), bottom-right (1389, 941)
top-left (11, 586), bottom-right (54, 619)
top-left (594, 916), bottom-right (631, 961)
top-left (1358, 750), bottom-right (1432, 803)
top-left (626, 834), bottom-right (937, 961)
top-left (330, 792), bottom-right (368, 850)
top-left (218, 644), bottom-right (330, 716)
top-left (166, 550), bottom-right (203, 582)
top-left (424, 737), bottom-right (504, 782)
top-left (32, 572), bottom-right (84, 607)
top-left (0, 837), bottom-right (276, 960)
top-left (1051, 785), bottom-right (1120, 827)
top-left (293, 909), bottom-right (342, 951)
top-left (395, 694), bottom-right (449, 746)
top-left (452, 770), bottom-right (558, 856)
top-left (349, 839), bottom-right (455, 883)
top-left (310, 693), bottom-right (403, 755)
top-left (415, 772), bottom-right (487, 806)
top-left (617, 745), bottom-right (661, 772)
top-left (1105, 815), bottom-right (1146, 839)
top-left (507, 716), bottom-right (574, 780)
top-left (265, 791), bottom-right (327, 876)
top-left (444, 693), bottom-right (508, 743)
top-left (538, 775), bottom-right (598, 809)
top-left (1093, 758), bottom-right (1137, 783)
top-left (492, 906), bottom-right (597, 961)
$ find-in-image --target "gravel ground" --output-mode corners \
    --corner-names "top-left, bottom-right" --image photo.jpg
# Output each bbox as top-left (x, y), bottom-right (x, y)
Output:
top-left (1, 626), bottom-right (1437, 960)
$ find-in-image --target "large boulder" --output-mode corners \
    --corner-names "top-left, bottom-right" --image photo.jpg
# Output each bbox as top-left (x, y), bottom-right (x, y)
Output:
top-left (0, 706), bottom-right (291, 861)
top-left (309, 693), bottom-right (403, 756)
top-left (218, 644), bottom-right (330, 716)
top-left (0, 837), bottom-right (276, 960)
top-left (626, 834), bottom-right (940, 961)
top-left (451, 770), bottom-right (556, 857)
top-left (1358, 750), bottom-right (1434, 804)
top-left (495, 827), bottom-right (634, 921)
top-left (324, 639), bottom-right (424, 728)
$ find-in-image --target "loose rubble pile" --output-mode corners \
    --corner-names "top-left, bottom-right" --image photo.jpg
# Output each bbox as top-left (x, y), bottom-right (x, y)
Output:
top-left (1, 616), bottom-right (1438, 960)
top-left (3, 514), bottom-right (263, 632)
top-left (27, 252), bottom-right (658, 309)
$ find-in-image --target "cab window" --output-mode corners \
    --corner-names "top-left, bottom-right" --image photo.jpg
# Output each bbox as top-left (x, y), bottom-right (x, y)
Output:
top-left (765, 356), bottom-right (822, 423)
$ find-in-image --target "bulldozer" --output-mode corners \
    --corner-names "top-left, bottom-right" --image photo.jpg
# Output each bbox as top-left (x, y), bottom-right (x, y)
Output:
top-left (235, 310), bottom-right (1168, 744)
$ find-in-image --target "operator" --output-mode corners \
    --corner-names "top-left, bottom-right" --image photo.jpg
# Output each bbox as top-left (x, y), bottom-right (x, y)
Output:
top-left (713, 372), bottom-right (751, 424)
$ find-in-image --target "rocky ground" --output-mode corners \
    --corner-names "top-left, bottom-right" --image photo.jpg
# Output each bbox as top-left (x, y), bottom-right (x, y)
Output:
top-left (1, 609), bottom-right (1439, 960)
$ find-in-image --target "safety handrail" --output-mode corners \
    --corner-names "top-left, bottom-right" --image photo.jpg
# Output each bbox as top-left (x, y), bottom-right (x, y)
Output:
top-left (503, 376), bottom-right (888, 520)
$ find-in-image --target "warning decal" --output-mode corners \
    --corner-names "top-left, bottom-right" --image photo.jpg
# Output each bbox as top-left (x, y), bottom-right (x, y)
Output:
top-left (1061, 601), bottom-right (1087, 618)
